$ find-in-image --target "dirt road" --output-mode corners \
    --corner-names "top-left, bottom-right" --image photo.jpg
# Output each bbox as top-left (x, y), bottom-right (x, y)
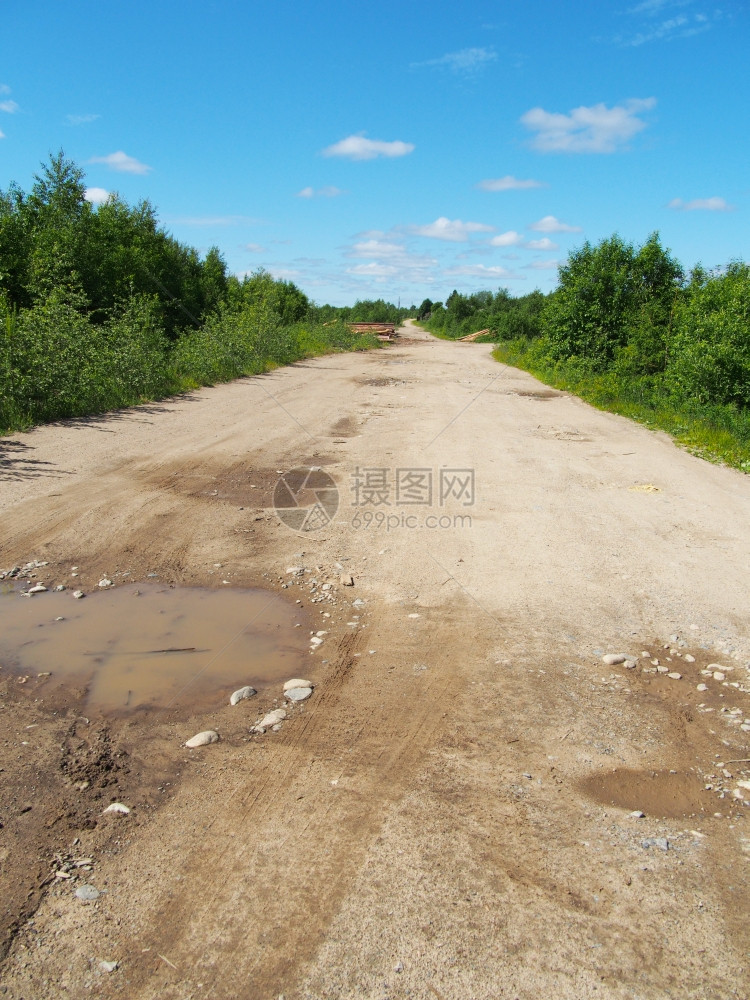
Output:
top-left (1, 321), bottom-right (749, 999)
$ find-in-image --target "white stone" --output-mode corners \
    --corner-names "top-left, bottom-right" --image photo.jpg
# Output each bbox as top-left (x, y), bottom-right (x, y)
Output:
top-left (283, 678), bottom-right (314, 692)
top-left (185, 730), bottom-right (219, 748)
top-left (285, 687), bottom-right (313, 702)
top-left (99, 961), bottom-right (118, 973)
top-left (602, 654), bottom-right (627, 666)
top-left (713, 671), bottom-right (726, 681)
top-left (98, 578), bottom-right (113, 588)
top-left (697, 683), bottom-right (708, 692)
top-left (75, 884), bottom-right (100, 901)
top-left (684, 654), bottom-right (696, 663)
top-left (73, 590), bottom-right (85, 599)
top-left (257, 709), bottom-right (286, 730)
top-left (668, 672), bottom-right (682, 680)
top-left (102, 802), bottom-right (130, 815)
top-left (341, 574), bottom-right (354, 586)
top-left (27, 584), bottom-right (47, 594)
top-left (230, 686), bottom-right (257, 705)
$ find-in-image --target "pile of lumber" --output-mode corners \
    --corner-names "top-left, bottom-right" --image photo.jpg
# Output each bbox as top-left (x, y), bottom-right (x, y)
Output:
top-left (349, 322), bottom-right (397, 341)
top-left (458, 328), bottom-right (491, 342)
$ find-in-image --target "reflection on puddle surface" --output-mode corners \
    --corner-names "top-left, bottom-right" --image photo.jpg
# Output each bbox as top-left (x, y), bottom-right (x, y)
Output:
top-left (0, 584), bottom-right (311, 713)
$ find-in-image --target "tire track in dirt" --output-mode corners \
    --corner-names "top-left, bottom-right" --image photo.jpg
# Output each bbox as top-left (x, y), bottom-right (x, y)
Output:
top-left (76, 606), bottom-right (463, 1000)
top-left (2, 323), bottom-right (750, 999)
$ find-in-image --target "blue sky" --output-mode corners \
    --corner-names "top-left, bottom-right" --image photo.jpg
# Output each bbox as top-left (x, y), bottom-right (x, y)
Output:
top-left (1, 0), bottom-right (748, 306)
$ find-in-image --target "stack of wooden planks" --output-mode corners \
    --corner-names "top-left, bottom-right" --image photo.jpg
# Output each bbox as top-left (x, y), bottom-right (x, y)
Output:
top-left (349, 322), bottom-right (398, 342)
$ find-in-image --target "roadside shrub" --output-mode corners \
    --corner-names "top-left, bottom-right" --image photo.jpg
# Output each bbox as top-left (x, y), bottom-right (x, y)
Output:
top-left (667, 263), bottom-right (750, 406)
top-left (0, 290), bottom-right (171, 426)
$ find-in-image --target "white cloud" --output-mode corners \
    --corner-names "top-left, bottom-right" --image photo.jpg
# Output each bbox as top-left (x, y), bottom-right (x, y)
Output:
top-left (525, 237), bottom-right (559, 250)
top-left (349, 239), bottom-right (408, 258)
top-left (84, 187), bottom-right (110, 205)
top-left (409, 217), bottom-right (494, 242)
top-left (528, 215), bottom-right (582, 233)
top-left (0, 129), bottom-right (5, 140)
top-left (628, 0), bottom-right (690, 14)
top-left (272, 268), bottom-right (302, 278)
top-left (668, 196), bottom-right (734, 211)
top-left (490, 231), bottom-right (524, 247)
top-left (0, 99), bottom-right (19, 114)
top-left (89, 150), bottom-right (152, 174)
top-left (0, 84), bottom-right (10, 95)
top-left (245, 242), bottom-right (265, 252)
top-left (296, 185), bottom-right (345, 198)
top-left (490, 231), bottom-right (561, 250)
top-left (67, 113), bottom-right (100, 126)
top-left (347, 239), bottom-right (437, 267)
top-left (411, 47), bottom-right (497, 74)
top-left (477, 175), bottom-right (546, 192)
top-left (348, 262), bottom-right (399, 278)
top-left (624, 14), bottom-right (709, 45)
top-left (521, 98), bottom-right (656, 153)
top-left (444, 264), bottom-right (524, 279)
top-left (525, 259), bottom-right (561, 270)
top-left (321, 133), bottom-right (414, 161)
top-left (345, 239), bottom-right (437, 285)
top-left (618, 0), bottom-right (716, 46)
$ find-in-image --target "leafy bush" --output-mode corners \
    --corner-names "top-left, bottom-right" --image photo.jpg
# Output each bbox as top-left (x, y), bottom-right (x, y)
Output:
top-left (543, 233), bottom-right (682, 369)
top-left (667, 263), bottom-right (750, 406)
top-left (0, 290), bottom-right (172, 427)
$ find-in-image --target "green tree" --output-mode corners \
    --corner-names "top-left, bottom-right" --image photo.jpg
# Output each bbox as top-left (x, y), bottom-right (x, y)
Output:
top-left (417, 298), bottom-right (433, 320)
top-left (667, 262), bottom-right (750, 406)
top-left (544, 232), bottom-right (682, 369)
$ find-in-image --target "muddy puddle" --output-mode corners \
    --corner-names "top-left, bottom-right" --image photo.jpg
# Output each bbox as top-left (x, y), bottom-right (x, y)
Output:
top-left (0, 583), bottom-right (311, 714)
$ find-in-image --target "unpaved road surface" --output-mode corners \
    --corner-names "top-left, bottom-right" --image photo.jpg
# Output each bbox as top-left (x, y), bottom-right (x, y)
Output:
top-left (1, 321), bottom-right (749, 999)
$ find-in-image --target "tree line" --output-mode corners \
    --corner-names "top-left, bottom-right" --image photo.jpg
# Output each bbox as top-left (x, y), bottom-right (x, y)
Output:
top-left (0, 153), bottom-right (406, 431)
top-left (420, 233), bottom-right (750, 412)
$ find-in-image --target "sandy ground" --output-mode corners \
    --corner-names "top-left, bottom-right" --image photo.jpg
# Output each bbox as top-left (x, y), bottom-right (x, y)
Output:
top-left (1, 320), bottom-right (749, 999)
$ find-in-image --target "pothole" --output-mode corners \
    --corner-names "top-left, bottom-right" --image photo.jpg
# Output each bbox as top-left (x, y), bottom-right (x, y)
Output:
top-left (0, 584), bottom-right (312, 714)
top-left (580, 767), bottom-right (712, 819)
top-left (358, 377), bottom-right (410, 387)
top-left (512, 389), bottom-right (563, 400)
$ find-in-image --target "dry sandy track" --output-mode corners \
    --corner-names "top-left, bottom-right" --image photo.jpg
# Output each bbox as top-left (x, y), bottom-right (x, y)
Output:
top-left (1, 321), bottom-right (749, 999)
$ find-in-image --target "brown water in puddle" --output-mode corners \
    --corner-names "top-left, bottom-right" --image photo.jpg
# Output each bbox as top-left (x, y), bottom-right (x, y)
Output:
top-left (0, 584), bottom-right (311, 714)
